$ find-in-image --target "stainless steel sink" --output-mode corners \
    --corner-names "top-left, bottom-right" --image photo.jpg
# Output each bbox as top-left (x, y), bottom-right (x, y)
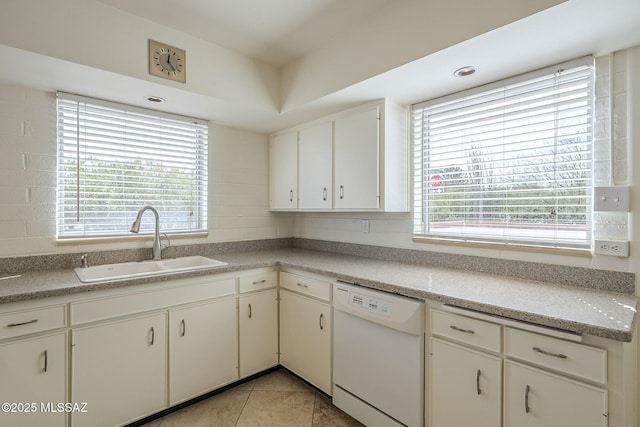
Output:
top-left (74, 256), bottom-right (228, 283)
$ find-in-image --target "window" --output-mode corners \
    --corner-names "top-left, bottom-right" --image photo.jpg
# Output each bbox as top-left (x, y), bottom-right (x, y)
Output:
top-left (413, 57), bottom-right (593, 249)
top-left (56, 93), bottom-right (208, 239)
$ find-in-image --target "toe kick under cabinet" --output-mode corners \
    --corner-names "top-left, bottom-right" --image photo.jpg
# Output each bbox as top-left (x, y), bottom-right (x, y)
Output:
top-left (427, 305), bottom-right (625, 427)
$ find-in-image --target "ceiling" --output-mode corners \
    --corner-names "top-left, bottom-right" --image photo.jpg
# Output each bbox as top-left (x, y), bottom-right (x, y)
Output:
top-left (96, 0), bottom-right (398, 68)
top-left (1, 0), bottom-right (639, 133)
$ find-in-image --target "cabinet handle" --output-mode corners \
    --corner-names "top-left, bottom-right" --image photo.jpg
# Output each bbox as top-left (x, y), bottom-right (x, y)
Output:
top-left (289, 189), bottom-right (294, 202)
top-left (252, 279), bottom-right (266, 285)
top-left (150, 327), bottom-right (155, 346)
top-left (525, 385), bottom-right (531, 414)
top-left (532, 346), bottom-right (567, 359)
top-left (296, 282), bottom-right (309, 288)
top-left (339, 185), bottom-right (344, 199)
top-left (248, 304), bottom-right (252, 319)
top-left (180, 319), bottom-right (186, 337)
top-left (476, 369), bottom-right (481, 395)
top-left (450, 325), bottom-right (475, 334)
top-left (319, 313), bottom-right (325, 330)
top-left (43, 350), bottom-right (48, 373)
top-left (7, 319), bottom-right (38, 327)
top-left (322, 187), bottom-right (327, 201)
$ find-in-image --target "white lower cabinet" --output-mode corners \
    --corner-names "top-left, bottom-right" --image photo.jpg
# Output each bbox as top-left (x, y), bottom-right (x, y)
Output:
top-left (169, 297), bottom-right (238, 405)
top-left (239, 288), bottom-right (279, 378)
top-left (430, 337), bottom-right (502, 427)
top-left (71, 312), bottom-right (167, 427)
top-left (0, 332), bottom-right (67, 427)
top-left (504, 360), bottom-right (608, 427)
top-left (428, 307), bottom-right (615, 427)
top-left (279, 288), bottom-right (332, 394)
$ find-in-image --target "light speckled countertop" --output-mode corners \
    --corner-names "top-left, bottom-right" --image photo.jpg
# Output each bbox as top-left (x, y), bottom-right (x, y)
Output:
top-left (0, 248), bottom-right (636, 342)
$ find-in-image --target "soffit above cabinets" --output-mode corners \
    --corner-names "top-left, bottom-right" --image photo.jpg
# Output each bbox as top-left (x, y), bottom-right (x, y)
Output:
top-left (0, 0), bottom-right (638, 133)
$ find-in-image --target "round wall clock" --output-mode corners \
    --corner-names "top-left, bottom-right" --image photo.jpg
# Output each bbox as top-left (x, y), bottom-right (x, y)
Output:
top-left (148, 39), bottom-right (186, 83)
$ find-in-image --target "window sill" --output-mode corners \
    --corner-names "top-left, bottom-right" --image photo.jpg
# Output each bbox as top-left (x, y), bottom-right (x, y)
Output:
top-left (56, 232), bottom-right (209, 246)
top-left (412, 236), bottom-right (592, 257)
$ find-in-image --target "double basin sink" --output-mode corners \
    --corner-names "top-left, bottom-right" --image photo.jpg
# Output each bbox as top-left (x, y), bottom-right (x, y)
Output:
top-left (74, 256), bottom-right (228, 283)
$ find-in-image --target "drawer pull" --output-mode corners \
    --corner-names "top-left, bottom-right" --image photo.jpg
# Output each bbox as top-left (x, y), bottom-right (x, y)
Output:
top-left (149, 327), bottom-right (155, 346)
top-left (7, 319), bottom-right (38, 327)
top-left (476, 369), bottom-right (481, 395)
top-left (339, 185), bottom-right (345, 199)
top-left (252, 279), bottom-right (267, 285)
top-left (532, 346), bottom-right (567, 359)
top-left (525, 385), bottom-right (531, 413)
top-left (296, 282), bottom-right (309, 289)
top-left (322, 187), bottom-right (328, 201)
top-left (248, 304), bottom-right (252, 319)
top-left (289, 189), bottom-right (294, 202)
top-left (43, 350), bottom-right (48, 373)
top-left (319, 313), bottom-right (325, 330)
top-left (180, 319), bottom-right (186, 337)
top-left (450, 325), bottom-right (475, 334)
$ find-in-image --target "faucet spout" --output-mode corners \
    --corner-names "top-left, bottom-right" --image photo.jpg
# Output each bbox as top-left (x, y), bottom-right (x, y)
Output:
top-left (130, 205), bottom-right (162, 261)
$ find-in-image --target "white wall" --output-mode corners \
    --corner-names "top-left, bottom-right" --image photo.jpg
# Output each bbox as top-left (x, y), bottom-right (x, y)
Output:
top-left (0, 83), bottom-right (292, 258)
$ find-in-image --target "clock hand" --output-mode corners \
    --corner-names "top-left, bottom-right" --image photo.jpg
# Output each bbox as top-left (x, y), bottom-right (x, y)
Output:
top-left (167, 54), bottom-right (177, 72)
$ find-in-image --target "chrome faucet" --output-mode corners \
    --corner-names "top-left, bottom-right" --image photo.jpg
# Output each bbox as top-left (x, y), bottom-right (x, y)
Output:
top-left (130, 205), bottom-right (162, 261)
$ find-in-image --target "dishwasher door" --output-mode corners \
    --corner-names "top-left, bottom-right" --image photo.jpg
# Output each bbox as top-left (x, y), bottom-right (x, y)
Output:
top-left (332, 282), bottom-right (425, 427)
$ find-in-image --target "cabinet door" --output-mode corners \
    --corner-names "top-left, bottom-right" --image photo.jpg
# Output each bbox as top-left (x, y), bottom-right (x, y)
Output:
top-left (269, 131), bottom-right (298, 209)
top-left (0, 332), bottom-right (66, 427)
top-left (299, 122), bottom-right (333, 209)
top-left (279, 290), bottom-right (332, 394)
top-left (239, 289), bottom-right (278, 378)
top-left (334, 107), bottom-right (379, 209)
top-left (169, 297), bottom-right (238, 405)
top-left (504, 360), bottom-right (608, 427)
top-left (71, 313), bottom-right (167, 427)
top-left (430, 338), bottom-right (502, 427)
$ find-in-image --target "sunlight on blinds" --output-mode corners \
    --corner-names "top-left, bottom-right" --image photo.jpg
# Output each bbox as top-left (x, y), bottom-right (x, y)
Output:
top-left (413, 58), bottom-right (593, 248)
top-left (56, 93), bottom-right (208, 238)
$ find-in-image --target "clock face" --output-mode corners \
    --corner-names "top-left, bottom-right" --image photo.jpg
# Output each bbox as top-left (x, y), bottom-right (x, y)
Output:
top-left (148, 40), bottom-right (186, 83)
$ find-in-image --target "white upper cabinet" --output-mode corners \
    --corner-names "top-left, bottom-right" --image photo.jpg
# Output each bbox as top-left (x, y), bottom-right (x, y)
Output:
top-left (333, 107), bottom-right (379, 209)
top-left (269, 99), bottom-right (408, 212)
top-left (269, 131), bottom-right (298, 210)
top-left (298, 122), bottom-right (333, 209)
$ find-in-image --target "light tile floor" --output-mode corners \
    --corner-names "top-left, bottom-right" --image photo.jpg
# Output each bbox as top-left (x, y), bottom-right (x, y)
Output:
top-left (141, 369), bottom-right (364, 426)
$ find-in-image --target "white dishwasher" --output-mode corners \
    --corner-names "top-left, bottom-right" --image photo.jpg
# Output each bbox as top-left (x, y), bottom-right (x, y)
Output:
top-left (332, 281), bottom-right (425, 427)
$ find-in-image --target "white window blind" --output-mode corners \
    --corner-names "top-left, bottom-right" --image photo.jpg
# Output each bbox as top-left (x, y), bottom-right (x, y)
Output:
top-left (56, 93), bottom-right (208, 239)
top-left (413, 58), bottom-right (593, 248)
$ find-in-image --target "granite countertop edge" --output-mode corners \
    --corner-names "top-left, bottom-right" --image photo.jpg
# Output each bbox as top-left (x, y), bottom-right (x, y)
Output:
top-left (0, 248), bottom-right (636, 342)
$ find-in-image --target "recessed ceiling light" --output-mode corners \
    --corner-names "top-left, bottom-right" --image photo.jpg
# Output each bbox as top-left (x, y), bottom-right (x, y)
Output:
top-left (453, 66), bottom-right (479, 77)
top-left (146, 96), bottom-right (166, 103)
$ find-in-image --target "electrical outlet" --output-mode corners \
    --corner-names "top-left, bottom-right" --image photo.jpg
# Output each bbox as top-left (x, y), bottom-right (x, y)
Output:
top-left (593, 186), bottom-right (630, 212)
top-left (361, 219), bottom-right (370, 233)
top-left (594, 239), bottom-right (630, 257)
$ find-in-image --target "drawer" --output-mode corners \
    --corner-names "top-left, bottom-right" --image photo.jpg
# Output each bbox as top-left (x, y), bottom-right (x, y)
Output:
top-left (279, 271), bottom-right (331, 302)
top-left (431, 309), bottom-right (501, 353)
top-left (71, 278), bottom-right (236, 324)
top-left (504, 327), bottom-right (607, 384)
top-left (0, 305), bottom-right (66, 340)
top-left (239, 270), bottom-right (277, 293)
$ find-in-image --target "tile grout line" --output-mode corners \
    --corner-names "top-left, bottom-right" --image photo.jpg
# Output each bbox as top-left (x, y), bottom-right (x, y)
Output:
top-left (233, 379), bottom-right (255, 426)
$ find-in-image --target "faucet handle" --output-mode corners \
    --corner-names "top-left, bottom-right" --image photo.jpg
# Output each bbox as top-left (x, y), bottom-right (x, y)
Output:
top-left (80, 254), bottom-right (90, 268)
